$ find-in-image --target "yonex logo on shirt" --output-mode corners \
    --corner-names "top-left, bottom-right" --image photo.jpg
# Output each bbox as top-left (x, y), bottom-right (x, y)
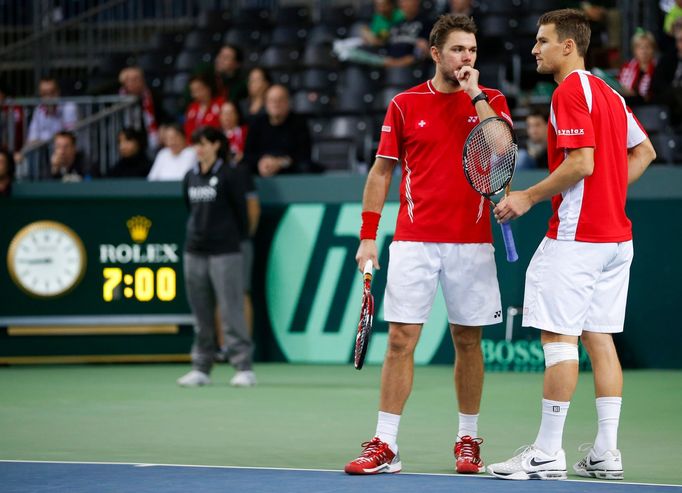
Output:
top-left (382, 125), bottom-right (392, 133)
top-left (556, 128), bottom-right (585, 135)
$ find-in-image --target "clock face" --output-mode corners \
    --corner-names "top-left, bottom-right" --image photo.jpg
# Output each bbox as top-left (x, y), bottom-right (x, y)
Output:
top-left (7, 221), bottom-right (87, 298)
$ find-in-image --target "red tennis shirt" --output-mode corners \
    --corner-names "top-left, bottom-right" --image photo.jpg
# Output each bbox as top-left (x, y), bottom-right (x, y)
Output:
top-left (377, 80), bottom-right (512, 243)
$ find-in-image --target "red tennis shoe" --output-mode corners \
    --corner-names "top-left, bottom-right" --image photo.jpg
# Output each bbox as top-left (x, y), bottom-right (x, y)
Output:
top-left (344, 437), bottom-right (402, 475)
top-left (455, 435), bottom-right (485, 473)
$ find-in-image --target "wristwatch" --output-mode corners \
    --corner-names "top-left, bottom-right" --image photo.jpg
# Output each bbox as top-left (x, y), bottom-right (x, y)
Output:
top-left (471, 92), bottom-right (489, 106)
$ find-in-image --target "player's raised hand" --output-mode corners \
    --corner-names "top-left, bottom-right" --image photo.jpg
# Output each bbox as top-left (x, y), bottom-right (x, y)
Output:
top-left (454, 65), bottom-right (479, 94)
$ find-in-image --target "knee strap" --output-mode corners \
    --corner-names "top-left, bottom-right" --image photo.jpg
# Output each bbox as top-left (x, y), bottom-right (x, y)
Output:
top-left (543, 342), bottom-right (579, 367)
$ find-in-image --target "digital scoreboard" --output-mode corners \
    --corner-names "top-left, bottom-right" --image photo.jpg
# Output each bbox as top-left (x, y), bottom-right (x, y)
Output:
top-left (1, 196), bottom-right (193, 326)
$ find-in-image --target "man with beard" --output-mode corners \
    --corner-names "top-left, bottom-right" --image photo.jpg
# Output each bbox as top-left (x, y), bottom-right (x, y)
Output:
top-left (344, 13), bottom-right (513, 476)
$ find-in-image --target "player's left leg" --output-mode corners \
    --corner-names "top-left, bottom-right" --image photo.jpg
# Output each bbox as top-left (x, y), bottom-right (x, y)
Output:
top-left (439, 242), bottom-right (502, 474)
top-left (487, 330), bottom-right (577, 480)
top-left (451, 324), bottom-right (485, 473)
top-left (573, 332), bottom-right (624, 479)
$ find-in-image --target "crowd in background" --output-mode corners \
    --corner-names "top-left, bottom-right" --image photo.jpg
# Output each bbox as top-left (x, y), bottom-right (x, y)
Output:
top-left (1, 0), bottom-right (681, 191)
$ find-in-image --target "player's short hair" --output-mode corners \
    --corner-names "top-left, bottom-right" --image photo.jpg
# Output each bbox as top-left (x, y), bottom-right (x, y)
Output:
top-left (55, 130), bottom-right (77, 146)
top-left (429, 13), bottom-right (477, 51)
top-left (537, 9), bottom-right (591, 57)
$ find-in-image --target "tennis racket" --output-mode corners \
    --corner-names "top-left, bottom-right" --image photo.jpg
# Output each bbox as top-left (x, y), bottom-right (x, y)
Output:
top-left (462, 116), bottom-right (519, 263)
top-left (354, 259), bottom-right (374, 370)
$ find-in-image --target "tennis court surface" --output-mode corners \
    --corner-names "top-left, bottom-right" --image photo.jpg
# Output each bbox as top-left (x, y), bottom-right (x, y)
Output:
top-left (1, 364), bottom-right (680, 491)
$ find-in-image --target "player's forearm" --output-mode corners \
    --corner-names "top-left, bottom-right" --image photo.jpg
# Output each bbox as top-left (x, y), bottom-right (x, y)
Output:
top-left (472, 100), bottom-right (497, 121)
top-left (362, 158), bottom-right (395, 213)
top-left (525, 148), bottom-right (594, 205)
top-left (627, 138), bottom-right (656, 185)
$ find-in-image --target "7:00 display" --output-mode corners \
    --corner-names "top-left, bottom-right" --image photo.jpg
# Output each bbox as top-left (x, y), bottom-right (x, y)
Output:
top-left (103, 267), bottom-right (176, 302)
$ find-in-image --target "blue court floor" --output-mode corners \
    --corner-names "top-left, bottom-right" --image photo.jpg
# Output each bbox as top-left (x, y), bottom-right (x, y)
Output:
top-left (1, 461), bottom-right (681, 493)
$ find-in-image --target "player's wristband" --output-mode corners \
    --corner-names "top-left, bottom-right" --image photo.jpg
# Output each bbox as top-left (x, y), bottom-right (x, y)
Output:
top-left (360, 211), bottom-right (381, 240)
top-left (471, 91), bottom-right (489, 106)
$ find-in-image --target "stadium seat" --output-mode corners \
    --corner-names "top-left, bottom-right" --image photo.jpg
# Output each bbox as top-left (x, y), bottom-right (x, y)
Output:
top-left (275, 5), bottom-right (311, 26)
top-left (300, 68), bottom-right (338, 92)
top-left (479, 0), bottom-right (524, 14)
top-left (301, 44), bottom-right (337, 69)
top-left (259, 46), bottom-right (301, 71)
top-left (224, 27), bottom-right (269, 49)
top-left (632, 105), bottom-right (670, 134)
top-left (197, 9), bottom-right (231, 31)
top-left (650, 133), bottom-right (679, 165)
top-left (384, 66), bottom-right (424, 89)
top-left (292, 90), bottom-right (331, 116)
top-left (308, 25), bottom-right (336, 46)
top-left (233, 6), bottom-right (272, 29)
top-left (270, 25), bottom-right (308, 47)
top-left (183, 30), bottom-right (219, 52)
top-left (312, 137), bottom-right (357, 171)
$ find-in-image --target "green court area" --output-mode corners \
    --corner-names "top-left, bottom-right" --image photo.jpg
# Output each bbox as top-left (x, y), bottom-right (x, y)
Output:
top-left (0, 364), bottom-right (680, 485)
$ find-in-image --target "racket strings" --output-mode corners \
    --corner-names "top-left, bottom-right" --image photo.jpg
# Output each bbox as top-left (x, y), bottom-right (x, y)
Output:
top-left (465, 121), bottom-right (517, 196)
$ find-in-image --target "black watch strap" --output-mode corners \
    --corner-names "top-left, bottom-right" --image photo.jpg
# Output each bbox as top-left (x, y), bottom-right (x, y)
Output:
top-left (471, 91), bottom-right (489, 106)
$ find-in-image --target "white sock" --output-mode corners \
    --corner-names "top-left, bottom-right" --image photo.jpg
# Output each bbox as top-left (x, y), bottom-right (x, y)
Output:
top-left (375, 411), bottom-right (400, 452)
top-left (534, 398), bottom-right (570, 455)
top-left (457, 412), bottom-right (479, 440)
top-left (593, 396), bottom-right (622, 456)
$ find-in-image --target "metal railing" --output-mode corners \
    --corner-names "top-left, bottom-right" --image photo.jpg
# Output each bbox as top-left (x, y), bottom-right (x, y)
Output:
top-left (2, 95), bottom-right (143, 181)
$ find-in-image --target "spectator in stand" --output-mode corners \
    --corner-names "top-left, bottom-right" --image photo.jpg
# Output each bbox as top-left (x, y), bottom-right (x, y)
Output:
top-left (213, 44), bottom-right (248, 103)
top-left (664, 0), bottom-right (682, 36)
top-left (219, 101), bottom-right (248, 163)
top-left (239, 67), bottom-right (272, 125)
top-left (108, 127), bottom-right (152, 178)
top-left (49, 131), bottom-right (95, 181)
top-left (333, 0), bottom-right (404, 60)
top-left (184, 74), bottom-right (224, 142)
top-left (0, 80), bottom-right (24, 155)
top-left (363, 0), bottom-right (406, 47)
top-left (517, 108), bottom-right (549, 169)
top-left (652, 19), bottom-right (682, 127)
top-left (441, 0), bottom-right (480, 22)
top-left (335, 0), bottom-right (432, 68)
top-left (119, 66), bottom-right (161, 151)
top-left (147, 123), bottom-right (196, 181)
top-left (0, 148), bottom-right (15, 197)
top-left (617, 29), bottom-right (657, 104)
top-left (25, 76), bottom-right (78, 146)
top-left (243, 84), bottom-right (312, 177)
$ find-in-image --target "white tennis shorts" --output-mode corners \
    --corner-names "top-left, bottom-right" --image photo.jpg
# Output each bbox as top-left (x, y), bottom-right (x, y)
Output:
top-left (383, 241), bottom-right (502, 326)
top-left (522, 237), bottom-right (634, 336)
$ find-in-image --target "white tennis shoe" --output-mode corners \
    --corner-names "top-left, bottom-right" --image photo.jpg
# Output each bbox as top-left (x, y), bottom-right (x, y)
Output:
top-left (574, 448), bottom-right (623, 480)
top-left (487, 445), bottom-right (567, 480)
top-left (176, 370), bottom-right (211, 387)
top-left (230, 370), bottom-right (257, 387)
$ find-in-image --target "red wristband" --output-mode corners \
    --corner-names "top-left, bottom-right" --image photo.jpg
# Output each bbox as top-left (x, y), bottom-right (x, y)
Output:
top-left (360, 211), bottom-right (381, 240)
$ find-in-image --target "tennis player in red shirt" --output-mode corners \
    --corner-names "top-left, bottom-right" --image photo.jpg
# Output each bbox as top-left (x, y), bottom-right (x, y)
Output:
top-left (488, 9), bottom-right (656, 481)
top-left (345, 14), bottom-right (513, 476)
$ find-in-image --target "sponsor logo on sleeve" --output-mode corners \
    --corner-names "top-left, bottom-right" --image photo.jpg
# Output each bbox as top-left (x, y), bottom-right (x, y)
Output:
top-left (382, 125), bottom-right (392, 133)
top-left (556, 128), bottom-right (585, 135)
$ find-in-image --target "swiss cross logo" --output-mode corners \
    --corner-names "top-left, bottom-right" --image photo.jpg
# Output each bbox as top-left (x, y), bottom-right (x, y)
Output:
top-left (468, 116), bottom-right (478, 123)
top-left (418, 120), bottom-right (426, 127)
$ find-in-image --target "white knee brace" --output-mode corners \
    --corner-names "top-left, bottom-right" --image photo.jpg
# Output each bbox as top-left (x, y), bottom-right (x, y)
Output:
top-left (543, 342), bottom-right (579, 367)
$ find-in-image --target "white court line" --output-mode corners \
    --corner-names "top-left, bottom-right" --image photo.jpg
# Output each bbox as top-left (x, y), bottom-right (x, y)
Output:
top-left (1, 459), bottom-right (681, 489)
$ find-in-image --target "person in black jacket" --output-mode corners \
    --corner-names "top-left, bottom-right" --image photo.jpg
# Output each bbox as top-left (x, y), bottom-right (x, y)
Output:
top-left (242, 84), bottom-right (312, 176)
top-left (108, 127), bottom-right (152, 178)
top-left (177, 126), bottom-right (256, 388)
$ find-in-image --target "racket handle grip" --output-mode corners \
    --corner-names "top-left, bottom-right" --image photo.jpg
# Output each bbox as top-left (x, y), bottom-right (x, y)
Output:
top-left (363, 259), bottom-right (373, 276)
top-left (500, 222), bottom-right (519, 263)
